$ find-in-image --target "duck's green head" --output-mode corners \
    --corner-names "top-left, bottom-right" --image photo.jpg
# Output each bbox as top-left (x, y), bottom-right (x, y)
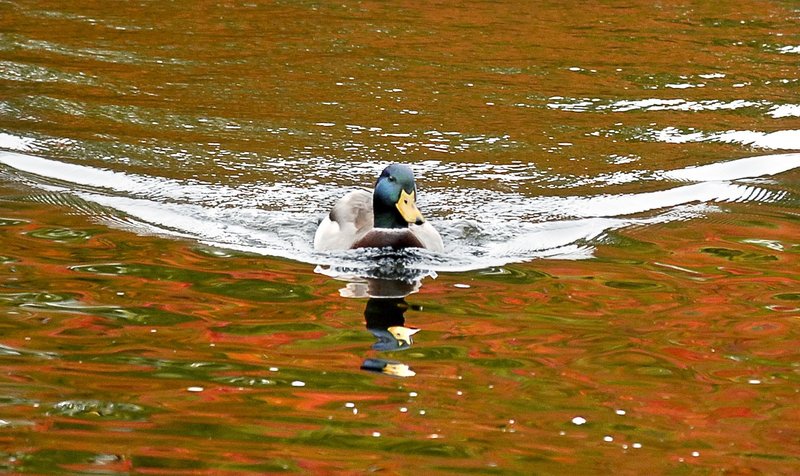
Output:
top-left (373, 164), bottom-right (425, 229)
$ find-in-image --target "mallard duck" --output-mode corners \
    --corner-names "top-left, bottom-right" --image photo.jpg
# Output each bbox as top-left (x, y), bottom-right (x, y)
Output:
top-left (314, 164), bottom-right (444, 252)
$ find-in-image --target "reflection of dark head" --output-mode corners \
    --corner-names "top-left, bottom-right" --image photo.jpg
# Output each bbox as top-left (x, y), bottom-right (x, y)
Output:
top-left (366, 278), bottom-right (419, 298)
top-left (364, 298), bottom-right (407, 330)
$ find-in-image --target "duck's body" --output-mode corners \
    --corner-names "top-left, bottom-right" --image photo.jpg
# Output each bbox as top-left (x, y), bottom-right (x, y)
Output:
top-left (314, 164), bottom-right (444, 252)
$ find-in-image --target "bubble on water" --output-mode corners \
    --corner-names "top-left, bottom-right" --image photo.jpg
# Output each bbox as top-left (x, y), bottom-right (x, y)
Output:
top-left (571, 416), bottom-right (587, 425)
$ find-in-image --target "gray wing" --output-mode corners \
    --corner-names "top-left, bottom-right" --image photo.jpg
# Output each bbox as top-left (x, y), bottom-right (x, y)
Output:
top-left (329, 189), bottom-right (373, 231)
top-left (313, 189), bottom-right (374, 251)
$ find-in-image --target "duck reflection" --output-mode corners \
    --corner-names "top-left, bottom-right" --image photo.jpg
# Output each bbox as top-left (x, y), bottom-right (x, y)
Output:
top-left (364, 296), bottom-right (419, 351)
top-left (338, 276), bottom-right (421, 299)
top-left (361, 358), bottom-right (416, 378)
top-left (315, 256), bottom-right (434, 378)
top-left (338, 277), bottom-right (424, 378)
top-left (360, 294), bottom-right (420, 377)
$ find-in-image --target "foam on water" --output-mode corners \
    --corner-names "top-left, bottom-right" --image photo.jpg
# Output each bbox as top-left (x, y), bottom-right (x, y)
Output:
top-left (1, 144), bottom-right (798, 278)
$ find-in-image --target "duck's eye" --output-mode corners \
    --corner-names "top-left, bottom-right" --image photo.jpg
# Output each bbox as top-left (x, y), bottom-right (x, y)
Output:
top-left (388, 176), bottom-right (396, 182)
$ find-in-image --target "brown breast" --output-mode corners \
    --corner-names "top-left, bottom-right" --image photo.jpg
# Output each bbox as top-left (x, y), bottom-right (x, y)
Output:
top-left (352, 229), bottom-right (424, 250)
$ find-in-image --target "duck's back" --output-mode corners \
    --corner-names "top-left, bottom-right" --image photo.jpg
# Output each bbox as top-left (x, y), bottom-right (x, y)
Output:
top-left (313, 189), bottom-right (373, 251)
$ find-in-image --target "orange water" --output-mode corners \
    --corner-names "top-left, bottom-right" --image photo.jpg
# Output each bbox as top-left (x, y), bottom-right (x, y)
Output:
top-left (1, 1), bottom-right (799, 473)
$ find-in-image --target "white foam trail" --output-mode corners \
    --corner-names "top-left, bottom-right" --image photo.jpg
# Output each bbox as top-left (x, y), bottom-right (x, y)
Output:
top-left (0, 132), bottom-right (35, 152)
top-left (1, 149), bottom-right (797, 271)
top-left (649, 128), bottom-right (800, 150)
top-left (537, 182), bottom-right (780, 218)
top-left (663, 153), bottom-right (800, 181)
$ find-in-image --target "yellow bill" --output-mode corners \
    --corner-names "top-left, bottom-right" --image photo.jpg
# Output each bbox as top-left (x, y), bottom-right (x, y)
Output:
top-left (383, 362), bottom-right (416, 378)
top-left (396, 189), bottom-right (425, 224)
top-left (388, 326), bottom-right (420, 345)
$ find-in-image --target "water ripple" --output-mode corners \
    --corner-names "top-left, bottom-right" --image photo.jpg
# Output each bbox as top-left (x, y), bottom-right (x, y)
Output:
top-left (543, 96), bottom-right (800, 118)
top-left (2, 147), bottom-right (797, 272)
top-left (643, 127), bottom-right (800, 150)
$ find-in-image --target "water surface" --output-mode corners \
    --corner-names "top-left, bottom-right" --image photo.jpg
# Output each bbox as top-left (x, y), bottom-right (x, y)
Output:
top-left (1, 0), bottom-right (799, 473)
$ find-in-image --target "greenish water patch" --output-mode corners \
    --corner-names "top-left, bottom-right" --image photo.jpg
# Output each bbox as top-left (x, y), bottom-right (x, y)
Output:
top-left (48, 399), bottom-right (151, 420)
top-left (21, 300), bottom-right (197, 325)
top-left (27, 227), bottom-right (98, 242)
top-left (476, 266), bottom-right (550, 283)
top-left (701, 247), bottom-right (778, 262)
top-left (295, 427), bottom-right (473, 457)
top-left (604, 280), bottom-right (662, 290)
top-left (71, 262), bottom-right (220, 282)
top-left (131, 455), bottom-right (208, 471)
top-left (0, 217), bottom-right (27, 226)
top-left (472, 358), bottom-right (525, 369)
top-left (774, 293), bottom-right (800, 301)
top-left (193, 279), bottom-right (313, 302)
top-left (0, 291), bottom-right (74, 305)
top-left (406, 346), bottom-right (468, 360)
top-left (217, 322), bottom-right (326, 335)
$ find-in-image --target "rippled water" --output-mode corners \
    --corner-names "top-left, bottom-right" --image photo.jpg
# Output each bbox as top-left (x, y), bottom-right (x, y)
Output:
top-left (1, 149), bottom-right (798, 274)
top-left (1, 0), bottom-right (799, 473)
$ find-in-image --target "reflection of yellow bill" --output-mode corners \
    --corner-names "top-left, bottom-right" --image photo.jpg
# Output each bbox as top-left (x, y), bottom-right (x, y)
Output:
top-left (388, 326), bottom-right (420, 345)
top-left (383, 363), bottom-right (416, 378)
top-left (396, 189), bottom-right (424, 224)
